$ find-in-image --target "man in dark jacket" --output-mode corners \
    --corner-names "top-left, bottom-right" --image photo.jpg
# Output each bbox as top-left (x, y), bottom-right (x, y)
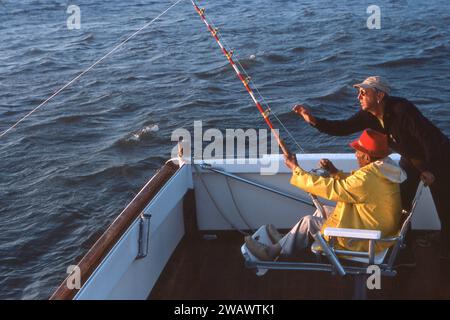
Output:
top-left (293, 76), bottom-right (450, 259)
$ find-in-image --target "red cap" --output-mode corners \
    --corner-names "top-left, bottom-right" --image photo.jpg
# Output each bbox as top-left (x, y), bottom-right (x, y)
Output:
top-left (349, 129), bottom-right (390, 158)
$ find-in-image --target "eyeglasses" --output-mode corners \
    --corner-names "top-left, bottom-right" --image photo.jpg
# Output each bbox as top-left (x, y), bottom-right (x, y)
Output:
top-left (359, 88), bottom-right (378, 97)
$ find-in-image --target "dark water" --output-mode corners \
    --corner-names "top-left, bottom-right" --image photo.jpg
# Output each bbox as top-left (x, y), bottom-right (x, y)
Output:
top-left (0, 0), bottom-right (449, 299)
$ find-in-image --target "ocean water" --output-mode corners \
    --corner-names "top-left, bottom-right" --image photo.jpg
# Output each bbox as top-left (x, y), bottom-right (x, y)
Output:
top-left (0, 0), bottom-right (449, 299)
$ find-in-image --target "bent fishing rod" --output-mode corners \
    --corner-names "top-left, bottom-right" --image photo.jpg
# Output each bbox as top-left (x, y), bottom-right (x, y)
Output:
top-left (191, 0), bottom-right (290, 156)
top-left (191, 0), bottom-right (326, 214)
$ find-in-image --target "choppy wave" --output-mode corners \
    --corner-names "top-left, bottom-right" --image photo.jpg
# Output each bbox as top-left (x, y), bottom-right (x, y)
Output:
top-left (205, 85), bottom-right (225, 93)
top-left (130, 124), bottom-right (159, 139)
top-left (373, 57), bottom-right (429, 68)
top-left (303, 9), bottom-right (315, 17)
top-left (291, 46), bottom-right (307, 53)
top-left (235, 57), bottom-right (260, 69)
top-left (65, 163), bottom-right (143, 185)
top-left (194, 63), bottom-right (231, 79)
top-left (170, 99), bottom-right (214, 112)
top-left (311, 86), bottom-right (351, 102)
top-left (26, 47), bottom-right (47, 56)
top-left (110, 124), bottom-right (162, 149)
top-left (193, 57), bottom-right (260, 79)
top-left (80, 33), bottom-right (95, 43)
top-left (1, 0), bottom-right (450, 300)
top-left (313, 54), bottom-right (338, 63)
top-left (264, 53), bottom-right (291, 63)
top-left (421, 44), bottom-right (450, 55)
top-left (54, 115), bottom-right (84, 124)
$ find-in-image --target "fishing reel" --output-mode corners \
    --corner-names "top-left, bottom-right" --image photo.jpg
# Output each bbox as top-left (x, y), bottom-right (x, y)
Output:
top-left (309, 168), bottom-right (331, 178)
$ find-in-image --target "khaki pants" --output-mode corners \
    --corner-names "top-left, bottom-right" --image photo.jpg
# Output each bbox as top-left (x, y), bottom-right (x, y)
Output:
top-left (279, 206), bottom-right (333, 256)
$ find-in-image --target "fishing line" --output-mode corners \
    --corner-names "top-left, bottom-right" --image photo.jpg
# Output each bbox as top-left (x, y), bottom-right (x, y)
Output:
top-left (205, 12), bottom-right (305, 154)
top-left (0, 0), bottom-right (184, 139)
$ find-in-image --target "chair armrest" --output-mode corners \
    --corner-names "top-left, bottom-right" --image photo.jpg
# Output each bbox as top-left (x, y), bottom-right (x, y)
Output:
top-left (324, 227), bottom-right (381, 240)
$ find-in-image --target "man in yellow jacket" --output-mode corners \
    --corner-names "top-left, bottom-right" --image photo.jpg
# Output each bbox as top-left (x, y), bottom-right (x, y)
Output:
top-left (245, 129), bottom-right (407, 261)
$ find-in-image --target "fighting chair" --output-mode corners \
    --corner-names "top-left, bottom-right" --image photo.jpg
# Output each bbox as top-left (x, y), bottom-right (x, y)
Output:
top-left (241, 181), bottom-right (425, 299)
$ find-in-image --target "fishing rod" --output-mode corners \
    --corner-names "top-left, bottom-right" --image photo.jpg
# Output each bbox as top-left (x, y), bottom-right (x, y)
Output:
top-left (191, 0), bottom-right (289, 156)
top-left (191, 0), bottom-right (327, 216)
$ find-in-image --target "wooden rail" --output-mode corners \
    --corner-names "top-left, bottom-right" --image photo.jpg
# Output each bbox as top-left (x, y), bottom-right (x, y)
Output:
top-left (50, 161), bottom-right (179, 300)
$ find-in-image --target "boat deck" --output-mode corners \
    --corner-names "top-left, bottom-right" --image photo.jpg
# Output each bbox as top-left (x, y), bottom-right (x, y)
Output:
top-left (149, 231), bottom-right (450, 300)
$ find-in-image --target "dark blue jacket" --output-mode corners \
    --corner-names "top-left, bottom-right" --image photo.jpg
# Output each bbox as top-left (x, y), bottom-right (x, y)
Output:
top-left (313, 96), bottom-right (450, 174)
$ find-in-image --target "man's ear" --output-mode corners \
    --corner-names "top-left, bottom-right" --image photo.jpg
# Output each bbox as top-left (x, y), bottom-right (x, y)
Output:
top-left (377, 91), bottom-right (386, 101)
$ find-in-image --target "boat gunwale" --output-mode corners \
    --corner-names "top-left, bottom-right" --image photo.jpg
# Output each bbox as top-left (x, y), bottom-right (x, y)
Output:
top-left (49, 161), bottom-right (179, 300)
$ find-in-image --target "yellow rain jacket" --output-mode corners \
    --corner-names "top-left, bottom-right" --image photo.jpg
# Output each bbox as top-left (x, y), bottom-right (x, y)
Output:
top-left (290, 157), bottom-right (407, 253)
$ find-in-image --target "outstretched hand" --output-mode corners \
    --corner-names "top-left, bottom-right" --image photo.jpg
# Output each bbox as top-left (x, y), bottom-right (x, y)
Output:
top-left (284, 153), bottom-right (299, 171)
top-left (292, 104), bottom-right (317, 125)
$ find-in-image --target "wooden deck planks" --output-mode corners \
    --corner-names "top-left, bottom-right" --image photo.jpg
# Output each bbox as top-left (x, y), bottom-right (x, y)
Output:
top-left (149, 231), bottom-right (450, 300)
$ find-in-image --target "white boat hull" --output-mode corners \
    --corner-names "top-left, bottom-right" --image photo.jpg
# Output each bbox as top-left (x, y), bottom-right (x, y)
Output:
top-left (57, 153), bottom-right (439, 300)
